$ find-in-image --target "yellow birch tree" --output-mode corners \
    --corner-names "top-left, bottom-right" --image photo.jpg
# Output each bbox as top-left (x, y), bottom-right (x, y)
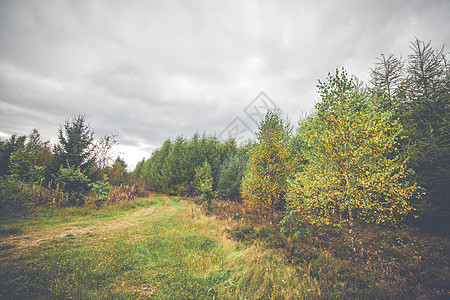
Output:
top-left (241, 111), bottom-right (299, 222)
top-left (287, 70), bottom-right (417, 250)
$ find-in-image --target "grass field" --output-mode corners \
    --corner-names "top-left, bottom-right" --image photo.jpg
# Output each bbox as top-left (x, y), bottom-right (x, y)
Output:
top-left (0, 194), bottom-right (320, 299)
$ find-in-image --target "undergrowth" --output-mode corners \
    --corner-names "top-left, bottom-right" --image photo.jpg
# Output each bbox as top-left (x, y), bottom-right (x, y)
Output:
top-left (208, 199), bottom-right (450, 299)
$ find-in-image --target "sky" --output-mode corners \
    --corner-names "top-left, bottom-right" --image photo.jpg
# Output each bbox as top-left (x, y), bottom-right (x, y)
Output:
top-left (1, 0), bottom-right (449, 170)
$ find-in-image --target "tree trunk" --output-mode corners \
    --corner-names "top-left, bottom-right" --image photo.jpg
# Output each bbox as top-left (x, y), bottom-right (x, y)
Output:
top-left (270, 207), bottom-right (274, 224)
top-left (289, 222), bottom-right (293, 256)
top-left (348, 206), bottom-right (356, 252)
top-left (343, 163), bottom-right (356, 253)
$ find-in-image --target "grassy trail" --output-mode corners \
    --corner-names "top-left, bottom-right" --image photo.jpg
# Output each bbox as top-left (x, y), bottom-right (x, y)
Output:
top-left (0, 195), bottom-right (318, 299)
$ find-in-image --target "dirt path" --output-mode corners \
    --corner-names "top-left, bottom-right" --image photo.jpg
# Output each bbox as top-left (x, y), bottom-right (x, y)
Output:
top-left (0, 204), bottom-right (176, 262)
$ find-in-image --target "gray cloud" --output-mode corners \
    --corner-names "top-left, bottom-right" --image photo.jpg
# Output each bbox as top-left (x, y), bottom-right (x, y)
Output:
top-left (1, 0), bottom-right (449, 169)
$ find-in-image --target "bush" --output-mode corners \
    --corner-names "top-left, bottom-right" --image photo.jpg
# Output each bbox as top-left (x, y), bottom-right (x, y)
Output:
top-left (200, 182), bottom-right (217, 210)
top-left (0, 176), bottom-right (60, 212)
top-left (279, 210), bottom-right (310, 239)
top-left (90, 174), bottom-right (111, 208)
top-left (0, 176), bottom-right (34, 211)
top-left (57, 166), bottom-right (90, 206)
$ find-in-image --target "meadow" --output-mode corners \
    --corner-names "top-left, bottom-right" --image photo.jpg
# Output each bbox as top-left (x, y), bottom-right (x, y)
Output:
top-left (1, 194), bottom-right (448, 299)
top-left (0, 194), bottom-right (319, 299)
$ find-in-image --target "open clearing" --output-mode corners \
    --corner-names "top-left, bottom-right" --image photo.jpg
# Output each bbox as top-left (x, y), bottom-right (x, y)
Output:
top-left (0, 195), bottom-right (317, 299)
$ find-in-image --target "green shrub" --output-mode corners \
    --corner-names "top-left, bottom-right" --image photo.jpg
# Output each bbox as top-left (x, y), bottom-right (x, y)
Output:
top-left (280, 210), bottom-right (310, 239)
top-left (57, 166), bottom-right (90, 206)
top-left (0, 176), bottom-right (36, 211)
top-left (90, 174), bottom-right (111, 208)
top-left (193, 161), bottom-right (217, 209)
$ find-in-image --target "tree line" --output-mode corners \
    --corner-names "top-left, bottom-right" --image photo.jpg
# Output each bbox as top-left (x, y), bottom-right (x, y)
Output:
top-left (2, 38), bottom-right (447, 235)
top-left (134, 133), bottom-right (251, 201)
top-left (0, 115), bottom-right (129, 209)
top-left (135, 38), bottom-right (449, 236)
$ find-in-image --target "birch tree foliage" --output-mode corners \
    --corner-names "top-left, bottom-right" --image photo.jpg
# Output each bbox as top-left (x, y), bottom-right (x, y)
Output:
top-left (287, 70), bottom-right (417, 231)
top-left (241, 111), bottom-right (299, 217)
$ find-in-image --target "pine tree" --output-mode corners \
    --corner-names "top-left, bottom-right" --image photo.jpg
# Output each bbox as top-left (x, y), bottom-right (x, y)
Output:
top-left (52, 115), bottom-right (95, 178)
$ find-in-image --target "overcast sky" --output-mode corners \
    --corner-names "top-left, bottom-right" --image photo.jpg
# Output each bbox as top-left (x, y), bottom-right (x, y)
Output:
top-left (1, 0), bottom-right (449, 170)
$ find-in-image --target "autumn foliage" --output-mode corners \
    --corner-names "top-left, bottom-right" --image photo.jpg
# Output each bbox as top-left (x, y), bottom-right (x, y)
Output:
top-left (287, 70), bottom-right (418, 248)
top-left (241, 112), bottom-right (299, 220)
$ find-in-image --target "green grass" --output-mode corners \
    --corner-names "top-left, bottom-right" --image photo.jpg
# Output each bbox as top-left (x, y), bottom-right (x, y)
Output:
top-left (0, 195), bottom-right (318, 299)
top-left (2, 195), bottom-right (448, 299)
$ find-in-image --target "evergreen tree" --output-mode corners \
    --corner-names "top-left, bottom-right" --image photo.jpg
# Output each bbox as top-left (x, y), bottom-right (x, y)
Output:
top-left (218, 149), bottom-right (249, 201)
top-left (192, 160), bottom-right (213, 196)
top-left (0, 135), bottom-right (26, 176)
top-left (369, 39), bottom-right (450, 228)
top-left (105, 156), bottom-right (129, 186)
top-left (401, 39), bottom-right (449, 225)
top-left (369, 53), bottom-right (404, 107)
top-left (51, 115), bottom-right (95, 178)
top-left (4, 130), bottom-right (51, 183)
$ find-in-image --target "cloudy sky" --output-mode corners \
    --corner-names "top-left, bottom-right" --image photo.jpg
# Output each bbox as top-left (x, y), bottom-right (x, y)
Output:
top-left (1, 0), bottom-right (449, 170)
